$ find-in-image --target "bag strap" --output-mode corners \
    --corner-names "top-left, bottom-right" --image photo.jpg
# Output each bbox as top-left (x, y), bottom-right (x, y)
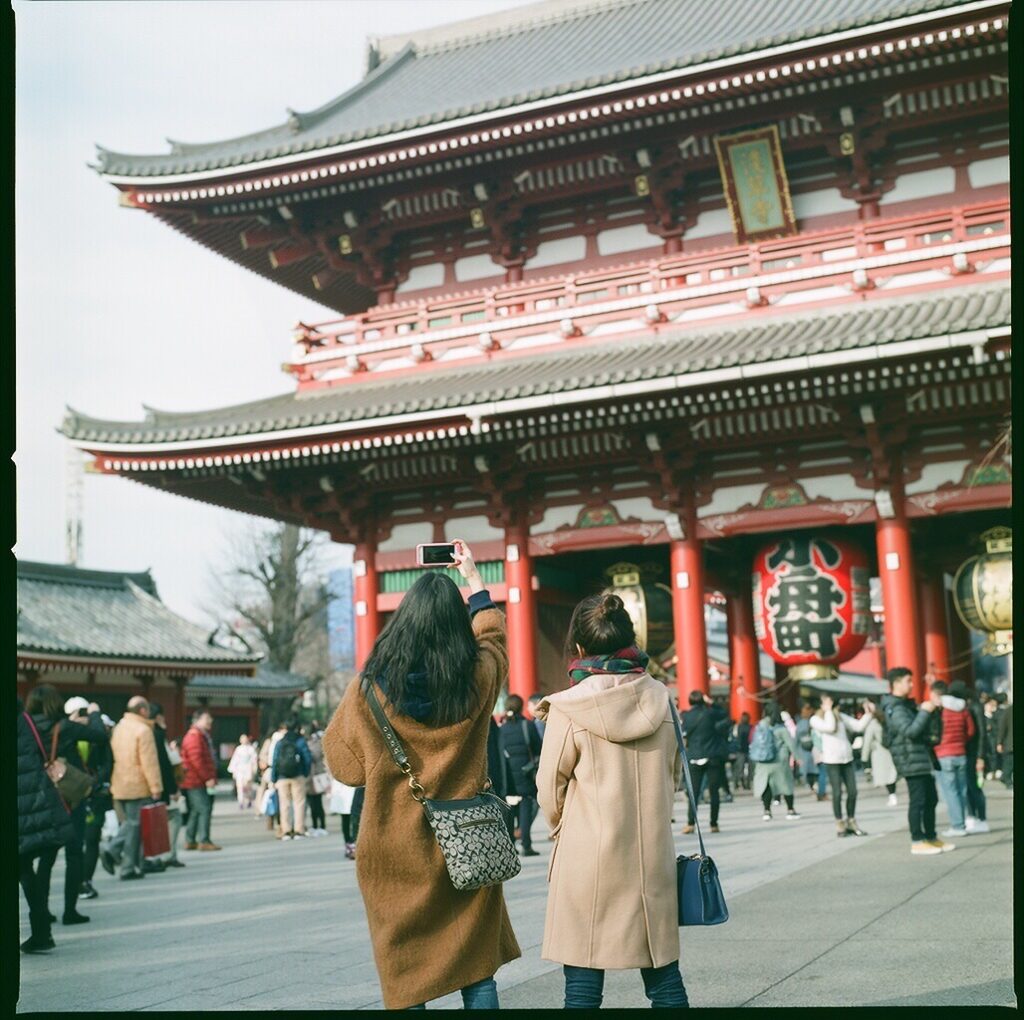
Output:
top-left (363, 679), bottom-right (426, 803)
top-left (668, 699), bottom-right (708, 860)
top-left (24, 712), bottom-right (49, 764)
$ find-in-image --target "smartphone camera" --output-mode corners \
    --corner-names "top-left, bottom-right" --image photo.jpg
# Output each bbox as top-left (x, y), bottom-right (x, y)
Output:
top-left (416, 543), bottom-right (456, 566)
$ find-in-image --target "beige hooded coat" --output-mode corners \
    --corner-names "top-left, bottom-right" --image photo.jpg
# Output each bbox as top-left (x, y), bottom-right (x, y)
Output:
top-left (535, 671), bottom-right (682, 970)
top-left (109, 711), bottom-right (162, 801)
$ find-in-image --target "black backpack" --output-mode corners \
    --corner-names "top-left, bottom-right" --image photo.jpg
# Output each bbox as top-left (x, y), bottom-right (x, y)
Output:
top-left (277, 733), bottom-right (302, 778)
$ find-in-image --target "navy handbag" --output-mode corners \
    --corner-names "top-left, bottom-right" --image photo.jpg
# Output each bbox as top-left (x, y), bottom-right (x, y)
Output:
top-left (669, 700), bottom-right (730, 926)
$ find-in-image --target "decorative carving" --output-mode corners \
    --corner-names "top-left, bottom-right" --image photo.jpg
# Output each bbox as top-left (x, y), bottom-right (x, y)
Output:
top-left (757, 483), bottom-right (809, 511)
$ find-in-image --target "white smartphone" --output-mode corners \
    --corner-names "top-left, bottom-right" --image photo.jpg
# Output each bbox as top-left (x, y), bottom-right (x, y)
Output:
top-left (416, 542), bottom-right (457, 567)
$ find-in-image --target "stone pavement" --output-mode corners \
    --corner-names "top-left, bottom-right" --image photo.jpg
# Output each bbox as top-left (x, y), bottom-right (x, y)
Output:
top-left (18, 780), bottom-right (1014, 1010)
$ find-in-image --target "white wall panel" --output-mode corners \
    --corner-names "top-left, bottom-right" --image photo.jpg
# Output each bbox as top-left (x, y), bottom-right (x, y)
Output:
top-left (596, 222), bottom-right (659, 256)
top-left (880, 167), bottom-right (956, 206)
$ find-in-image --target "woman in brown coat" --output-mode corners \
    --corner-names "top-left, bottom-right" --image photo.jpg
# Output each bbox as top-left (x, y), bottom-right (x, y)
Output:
top-left (535, 593), bottom-right (690, 1009)
top-left (323, 540), bottom-right (520, 1009)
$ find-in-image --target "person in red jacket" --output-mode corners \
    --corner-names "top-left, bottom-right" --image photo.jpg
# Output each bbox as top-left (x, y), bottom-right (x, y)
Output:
top-left (930, 680), bottom-right (976, 839)
top-left (179, 710), bottom-right (221, 851)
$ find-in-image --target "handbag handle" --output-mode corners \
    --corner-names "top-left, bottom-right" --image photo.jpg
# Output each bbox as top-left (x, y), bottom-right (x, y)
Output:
top-left (668, 699), bottom-right (708, 860)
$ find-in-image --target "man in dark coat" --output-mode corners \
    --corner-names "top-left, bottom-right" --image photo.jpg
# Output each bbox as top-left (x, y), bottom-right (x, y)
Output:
top-left (681, 691), bottom-right (732, 833)
top-left (953, 681), bottom-right (989, 833)
top-left (78, 711), bottom-right (114, 898)
top-left (18, 700), bottom-right (74, 953)
top-left (147, 702), bottom-right (185, 869)
top-left (881, 667), bottom-right (946, 855)
top-left (996, 698), bottom-right (1013, 788)
top-left (25, 686), bottom-right (108, 925)
top-left (499, 694), bottom-right (543, 856)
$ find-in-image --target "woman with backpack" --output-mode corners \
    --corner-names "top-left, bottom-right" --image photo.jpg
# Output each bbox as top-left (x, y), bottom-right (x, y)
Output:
top-left (860, 701), bottom-right (899, 807)
top-left (810, 696), bottom-right (874, 837)
top-left (533, 593), bottom-right (689, 1009)
top-left (750, 701), bottom-right (800, 821)
top-left (323, 540), bottom-right (520, 1010)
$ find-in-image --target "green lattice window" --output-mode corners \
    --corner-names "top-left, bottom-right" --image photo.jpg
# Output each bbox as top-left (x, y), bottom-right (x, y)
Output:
top-left (380, 560), bottom-right (505, 593)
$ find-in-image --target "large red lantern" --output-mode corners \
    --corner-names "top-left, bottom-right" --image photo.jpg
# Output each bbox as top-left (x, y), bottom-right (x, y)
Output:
top-left (752, 535), bottom-right (870, 680)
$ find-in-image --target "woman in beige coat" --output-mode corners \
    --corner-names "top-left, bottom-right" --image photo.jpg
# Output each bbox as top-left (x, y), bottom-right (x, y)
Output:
top-left (535, 593), bottom-right (689, 1009)
top-left (323, 540), bottom-right (520, 1010)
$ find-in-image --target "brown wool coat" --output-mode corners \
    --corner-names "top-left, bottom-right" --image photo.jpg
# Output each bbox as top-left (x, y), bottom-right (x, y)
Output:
top-left (535, 672), bottom-right (682, 970)
top-left (323, 607), bottom-right (521, 1009)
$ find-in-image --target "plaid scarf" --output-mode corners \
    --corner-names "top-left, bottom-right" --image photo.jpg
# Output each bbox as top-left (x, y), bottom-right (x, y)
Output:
top-left (567, 645), bottom-right (650, 686)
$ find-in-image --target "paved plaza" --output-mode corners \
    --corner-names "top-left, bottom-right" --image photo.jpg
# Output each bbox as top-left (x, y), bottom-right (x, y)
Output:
top-left (18, 781), bottom-right (1014, 1011)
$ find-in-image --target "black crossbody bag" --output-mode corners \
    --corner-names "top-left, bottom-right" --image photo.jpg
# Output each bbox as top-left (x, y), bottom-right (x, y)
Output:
top-left (364, 680), bottom-right (522, 891)
top-left (669, 700), bottom-right (729, 926)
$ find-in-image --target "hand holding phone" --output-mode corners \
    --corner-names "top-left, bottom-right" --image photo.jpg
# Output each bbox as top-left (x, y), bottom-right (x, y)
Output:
top-left (450, 540), bottom-right (484, 593)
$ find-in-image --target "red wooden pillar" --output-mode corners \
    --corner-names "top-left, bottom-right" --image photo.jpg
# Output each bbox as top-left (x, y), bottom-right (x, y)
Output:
top-left (918, 568), bottom-right (951, 685)
top-left (726, 592), bottom-right (762, 724)
top-left (670, 532), bottom-right (708, 706)
top-left (876, 511), bottom-right (923, 700)
top-left (504, 520), bottom-right (538, 700)
top-left (247, 699), bottom-right (261, 740)
top-left (354, 534), bottom-right (381, 673)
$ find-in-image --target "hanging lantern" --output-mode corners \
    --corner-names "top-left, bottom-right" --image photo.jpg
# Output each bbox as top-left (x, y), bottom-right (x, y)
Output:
top-left (752, 535), bottom-right (870, 681)
top-left (953, 527), bottom-right (1012, 657)
top-left (606, 561), bottom-right (675, 665)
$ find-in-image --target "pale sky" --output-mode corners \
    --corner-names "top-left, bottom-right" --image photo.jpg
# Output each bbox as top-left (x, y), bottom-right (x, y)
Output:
top-left (15, 0), bottom-right (531, 625)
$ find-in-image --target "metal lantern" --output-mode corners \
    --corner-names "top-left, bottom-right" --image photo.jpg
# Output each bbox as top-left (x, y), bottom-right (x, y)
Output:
top-left (606, 562), bottom-right (675, 660)
top-left (953, 527), bottom-right (1012, 657)
top-left (752, 535), bottom-right (870, 681)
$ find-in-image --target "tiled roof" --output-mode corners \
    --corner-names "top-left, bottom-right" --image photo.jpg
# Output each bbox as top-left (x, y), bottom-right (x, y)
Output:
top-left (17, 560), bottom-right (262, 666)
top-left (62, 283), bottom-right (1010, 447)
top-left (189, 668), bottom-right (310, 695)
top-left (95, 0), bottom-right (972, 178)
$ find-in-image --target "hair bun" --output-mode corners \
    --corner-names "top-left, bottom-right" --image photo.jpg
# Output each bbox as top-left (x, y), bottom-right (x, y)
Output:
top-left (601, 593), bottom-right (624, 614)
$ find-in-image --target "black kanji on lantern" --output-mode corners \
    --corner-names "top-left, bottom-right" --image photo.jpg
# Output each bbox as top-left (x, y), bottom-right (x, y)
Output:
top-left (765, 537), bottom-right (847, 659)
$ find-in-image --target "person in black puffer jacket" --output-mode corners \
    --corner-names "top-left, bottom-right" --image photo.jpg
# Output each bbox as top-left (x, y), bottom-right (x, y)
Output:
top-left (681, 691), bottom-right (732, 834)
top-left (499, 695), bottom-right (543, 856)
top-left (25, 684), bottom-right (109, 926)
top-left (18, 699), bottom-right (74, 953)
top-left (881, 668), bottom-right (945, 855)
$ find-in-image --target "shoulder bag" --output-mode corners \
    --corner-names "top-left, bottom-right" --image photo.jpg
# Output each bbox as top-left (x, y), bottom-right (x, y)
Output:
top-left (668, 699), bottom-right (729, 926)
top-left (24, 715), bottom-right (94, 811)
top-left (364, 679), bottom-right (521, 891)
top-left (520, 720), bottom-right (539, 779)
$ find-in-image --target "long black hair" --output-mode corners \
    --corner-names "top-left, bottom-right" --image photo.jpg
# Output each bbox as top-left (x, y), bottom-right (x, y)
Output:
top-left (362, 571), bottom-right (478, 726)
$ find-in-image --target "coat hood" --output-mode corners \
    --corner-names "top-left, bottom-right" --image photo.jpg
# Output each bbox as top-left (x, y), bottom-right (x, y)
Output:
top-left (941, 695), bottom-right (967, 711)
top-left (535, 673), bottom-right (669, 743)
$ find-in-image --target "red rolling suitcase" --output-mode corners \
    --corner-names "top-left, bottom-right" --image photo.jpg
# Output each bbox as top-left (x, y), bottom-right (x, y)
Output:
top-left (140, 802), bottom-right (171, 858)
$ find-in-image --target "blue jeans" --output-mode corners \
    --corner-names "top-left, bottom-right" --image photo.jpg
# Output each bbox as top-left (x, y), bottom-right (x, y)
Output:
top-left (564, 963), bottom-right (689, 1008)
top-left (817, 764), bottom-right (829, 797)
top-left (936, 755), bottom-right (968, 830)
top-left (407, 976), bottom-right (498, 1009)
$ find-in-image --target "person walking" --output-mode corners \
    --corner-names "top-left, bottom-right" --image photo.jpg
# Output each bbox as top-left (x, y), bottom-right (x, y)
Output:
top-left (810, 695), bottom-right (873, 837)
top-left (996, 699), bottom-right (1013, 788)
top-left (955, 681), bottom-right (990, 834)
top-left (732, 712), bottom-right (752, 791)
top-left (680, 690), bottom-right (731, 834)
top-left (499, 694), bottom-right (544, 856)
top-left (180, 710), bottom-right (221, 851)
top-left (328, 776), bottom-right (362, 858)
top-left (108, 697), bottom-right (164, 880)
top-left (150, 703), bottom-right (186, 868)
top-left (18, 699), bottom-right (75, 953)
top-left (272, 719), bottom-right (312, 839)
top-left (24, 687), bottom-right (108, 923)
top-left (533, 592), bottom-right (688, 1009)
top-left (881, 667), bottom-right (949, 856)
top-left (324, 540), bottom-right (520, 1010)
top-left (860, 701), bottom-right (899, 806)
top-left (930, 680), bottom-right (976, 838)
top-left (750, 701), bottom-right (800, 821)
top-left (255, 726), bottom-right (285, 832)
top-left (78, 711), bottom-right (114, 899)
top-left (794, 705), bottom-right (817, 795)
top-left (305, 722), bottom-right (330, 836)
top-left (227, 734), bottom-right (259, 811)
